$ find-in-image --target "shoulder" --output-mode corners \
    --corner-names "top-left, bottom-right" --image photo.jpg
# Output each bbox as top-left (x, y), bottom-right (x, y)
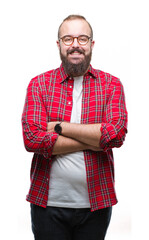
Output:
top-left (30, 68), bottom-right (59, 84)
top-left (92, 67), bottom-right (123, 88)
top-left (27, 67), bottom-right (60, 90)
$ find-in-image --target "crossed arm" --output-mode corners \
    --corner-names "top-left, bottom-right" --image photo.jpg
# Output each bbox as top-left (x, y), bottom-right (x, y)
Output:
top-left (47, 122), bottom-right (102, 155)
top-left (22, 77), bottom-right (127, 157)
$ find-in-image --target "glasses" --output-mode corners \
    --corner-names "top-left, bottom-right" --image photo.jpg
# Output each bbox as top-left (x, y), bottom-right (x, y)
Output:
top-left (59, 35), bottom-right (92, 46)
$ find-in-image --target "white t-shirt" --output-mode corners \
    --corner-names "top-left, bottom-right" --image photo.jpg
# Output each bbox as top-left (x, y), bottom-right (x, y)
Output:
top-left (47, 76), bottom-right (90, 208)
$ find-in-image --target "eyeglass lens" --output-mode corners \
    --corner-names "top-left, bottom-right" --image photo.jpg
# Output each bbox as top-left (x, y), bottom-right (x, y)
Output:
top-left (62, 36), bottom-right (90, 45)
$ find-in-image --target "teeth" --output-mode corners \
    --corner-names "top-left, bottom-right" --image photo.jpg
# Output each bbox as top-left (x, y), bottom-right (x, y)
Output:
top-left (71, 52), bottom-right (81, 54)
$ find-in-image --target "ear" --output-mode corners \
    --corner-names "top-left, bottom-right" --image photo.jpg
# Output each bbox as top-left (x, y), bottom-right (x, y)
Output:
top-left (91, 40), bottom-right (95, 50)
top-left (57, 40), bottom-right (60, 50)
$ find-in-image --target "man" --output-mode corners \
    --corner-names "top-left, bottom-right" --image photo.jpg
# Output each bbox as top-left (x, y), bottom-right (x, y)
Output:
top-left (22, 15), bottom-right (128, 240)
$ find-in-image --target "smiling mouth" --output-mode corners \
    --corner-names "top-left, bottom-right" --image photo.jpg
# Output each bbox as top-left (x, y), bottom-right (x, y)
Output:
top-left (67, 49), bottom-right (85, 56)
top-left (70, 51), bottom-right (82, 55)
top-left (68, 52), bottom-right (84, 59)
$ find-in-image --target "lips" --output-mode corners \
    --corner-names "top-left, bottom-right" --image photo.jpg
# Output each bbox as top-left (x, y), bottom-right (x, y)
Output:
top-left (67, 48), bottom-right (84, 55)
top-left (71, 51), bottom-right (81, 54)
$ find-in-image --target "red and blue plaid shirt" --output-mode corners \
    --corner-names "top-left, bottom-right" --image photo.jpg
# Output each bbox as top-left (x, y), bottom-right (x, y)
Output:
top-left (22, 64), bottom-right (128, 211)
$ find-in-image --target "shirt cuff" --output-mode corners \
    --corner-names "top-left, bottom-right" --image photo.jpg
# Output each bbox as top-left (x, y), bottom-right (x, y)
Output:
top-left (43, 132), bottom-right (59, 159)
top-left (100, 123), bottom-right (117, 151)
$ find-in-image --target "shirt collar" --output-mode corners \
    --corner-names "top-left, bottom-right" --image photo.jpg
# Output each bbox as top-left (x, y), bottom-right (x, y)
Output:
top-left (58, 64), bottom-right (69, 83)
top-left (58, 63), bottom-right (98, 83)
top-left (87, 65), bottom-right (98, 79)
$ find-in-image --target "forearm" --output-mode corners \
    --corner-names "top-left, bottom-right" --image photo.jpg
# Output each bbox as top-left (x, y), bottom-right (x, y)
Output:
top-left (61, 122), bottom-right (102, 148)
top-left (52, 135), bottom-right (90, 155)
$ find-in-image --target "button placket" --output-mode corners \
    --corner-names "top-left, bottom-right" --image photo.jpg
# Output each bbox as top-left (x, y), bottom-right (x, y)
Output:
top-left (67, 79), bottom-right (74, 106)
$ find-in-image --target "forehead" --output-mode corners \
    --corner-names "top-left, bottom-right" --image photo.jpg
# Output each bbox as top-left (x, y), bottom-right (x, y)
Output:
top-left (60, 19), bottom-right (91, 37)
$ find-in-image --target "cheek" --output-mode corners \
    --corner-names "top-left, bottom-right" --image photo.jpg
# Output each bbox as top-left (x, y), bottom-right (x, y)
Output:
top-left (60, 45), bottom-right (69, 56)
top-left (84, 46), bottom-right (91, 55)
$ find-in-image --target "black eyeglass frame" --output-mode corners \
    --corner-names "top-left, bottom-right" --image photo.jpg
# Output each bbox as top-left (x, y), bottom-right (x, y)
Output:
top-left (59, 35), bottom-right (92, 46)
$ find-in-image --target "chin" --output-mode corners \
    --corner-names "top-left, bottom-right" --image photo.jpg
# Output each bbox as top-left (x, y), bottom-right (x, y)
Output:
top-left (69, 59), bottom-right (83, 65)
top-left (60, 50), bottom-right (92, 77)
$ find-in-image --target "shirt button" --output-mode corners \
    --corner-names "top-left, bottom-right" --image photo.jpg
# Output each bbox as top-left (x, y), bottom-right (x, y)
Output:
top-left (69, 85), bottom-right (72, 88)
top-left (68, 101), bottom-right (71, 105)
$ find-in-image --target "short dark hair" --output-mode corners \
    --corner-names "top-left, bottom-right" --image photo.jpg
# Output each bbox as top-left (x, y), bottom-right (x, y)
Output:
top-left (58, 15), bottom-right (93, 39)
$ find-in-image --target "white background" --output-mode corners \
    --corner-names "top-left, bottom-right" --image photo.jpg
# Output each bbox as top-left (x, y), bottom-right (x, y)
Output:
top-left (0, 0), bottom-right (149, 239)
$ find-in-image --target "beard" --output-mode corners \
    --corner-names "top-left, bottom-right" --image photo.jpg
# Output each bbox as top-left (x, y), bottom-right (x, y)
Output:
top-left (60, 47), bottom-right (92, 77)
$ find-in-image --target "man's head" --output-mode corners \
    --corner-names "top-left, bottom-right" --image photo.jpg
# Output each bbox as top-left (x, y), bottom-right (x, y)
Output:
top-left (57, 15), bottom-right (95, 77)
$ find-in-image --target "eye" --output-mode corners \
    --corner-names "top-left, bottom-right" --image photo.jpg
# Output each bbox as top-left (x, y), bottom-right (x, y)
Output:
top-left (80, 36), bottom-right (87, 41)
top-left (78, 36), bottom-right (89, 44)
top-left (63, 36), bottom-right (73, 43)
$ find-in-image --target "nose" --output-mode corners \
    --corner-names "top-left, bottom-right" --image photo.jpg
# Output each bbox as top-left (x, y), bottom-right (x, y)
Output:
top-left (72, 37), bottom-right (80, 48)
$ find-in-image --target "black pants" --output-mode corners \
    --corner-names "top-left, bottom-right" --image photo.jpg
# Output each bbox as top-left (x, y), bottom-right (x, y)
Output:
top-left (31, 204), bottom-right (112, 240)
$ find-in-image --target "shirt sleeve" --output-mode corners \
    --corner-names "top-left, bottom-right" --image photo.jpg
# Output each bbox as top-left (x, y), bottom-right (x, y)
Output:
top-left (100, 77), bottom-right (128, 151)
top-left (21, 78), bottom-right (58, 159)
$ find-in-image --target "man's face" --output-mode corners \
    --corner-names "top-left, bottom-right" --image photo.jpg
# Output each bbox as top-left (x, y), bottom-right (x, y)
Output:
top-left (57, 19), bottom-right (95, 77)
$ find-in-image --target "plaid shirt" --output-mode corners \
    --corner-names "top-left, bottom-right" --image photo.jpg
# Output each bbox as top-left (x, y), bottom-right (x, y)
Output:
top-left (22, 64), bottom-right (128, 211)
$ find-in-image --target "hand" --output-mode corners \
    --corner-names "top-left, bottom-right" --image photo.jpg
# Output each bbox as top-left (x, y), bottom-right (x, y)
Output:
top-left (47, 121), bottom-right (59, 132)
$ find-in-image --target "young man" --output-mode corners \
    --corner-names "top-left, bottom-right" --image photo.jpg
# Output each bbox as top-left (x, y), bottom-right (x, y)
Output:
top-left (22, 15), bottom-right (128, 240)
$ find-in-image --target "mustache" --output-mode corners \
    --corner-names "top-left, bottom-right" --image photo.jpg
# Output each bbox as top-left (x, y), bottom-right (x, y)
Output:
top-left (67, 48), bottom-right (85, 55)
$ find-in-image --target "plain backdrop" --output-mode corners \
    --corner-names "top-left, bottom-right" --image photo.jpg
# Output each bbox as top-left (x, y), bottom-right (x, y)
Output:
top-left (0, 0), bottom-right (148, 239)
